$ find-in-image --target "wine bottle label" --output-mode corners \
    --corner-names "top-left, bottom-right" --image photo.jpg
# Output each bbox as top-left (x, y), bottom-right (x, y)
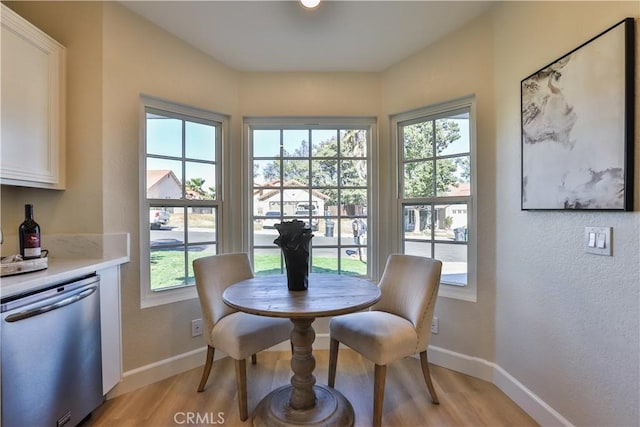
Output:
top-left (24, 233), bottom-right (41, 257)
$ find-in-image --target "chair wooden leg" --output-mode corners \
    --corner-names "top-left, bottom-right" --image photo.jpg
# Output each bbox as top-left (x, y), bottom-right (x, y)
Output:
top-left (328, 338), bottom-right (340, 387)
top-left (251, 353), bottom-right (257, 365)
top-left (373, 364), bottom-right (387, 427)
top-left (197, 346), bottom-right (215, 392)
top-left (235, 358), bottom-right (248, 421)
top-left (419, 350), bottom-right (439, 404)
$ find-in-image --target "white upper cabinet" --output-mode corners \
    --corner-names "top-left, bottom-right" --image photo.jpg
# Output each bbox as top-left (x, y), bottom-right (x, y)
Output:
top-left (1, 4), bottom-right (66, 189)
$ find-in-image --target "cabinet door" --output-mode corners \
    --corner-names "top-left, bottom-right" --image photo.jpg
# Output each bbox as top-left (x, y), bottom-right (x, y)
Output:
top-left (98, 266), bottom-right (123, 395)
top-left (0, 4), bottom-right (65, 189)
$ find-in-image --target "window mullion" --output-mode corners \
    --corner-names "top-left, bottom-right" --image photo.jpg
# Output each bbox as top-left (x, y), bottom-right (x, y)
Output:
top-left (279, 130), bottom-right (285, 271)
top-left (182, 120), bottom-right (187, 200)
top-left (431, 120), bottom-right (437, 197)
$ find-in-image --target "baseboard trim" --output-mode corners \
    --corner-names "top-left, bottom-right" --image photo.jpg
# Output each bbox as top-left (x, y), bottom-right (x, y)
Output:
top-left (492, 363), bottom-right (573, 427)
top-left (107, 346), bottom-right (209, 398)
top-left (426, 345), bottom-right (495, 382)
top-left (107, 336), bottom-right (571, 426)
top-left (106, 338), bottom-right (303, 399)
top-left (427, 345), bottom-right (573, 427)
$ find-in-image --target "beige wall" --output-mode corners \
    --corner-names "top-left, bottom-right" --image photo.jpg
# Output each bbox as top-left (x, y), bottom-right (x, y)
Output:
top-left (239, 72), bottom-right (380, 116)
top-left (1, 1), bottom-right (103, 235)
top-left (238, 72), bottom-right (381, 332)
top-left (2, 1), bottom-right (239, 370)
top-left (2, 2), bottom-right (638, 424)
top-left (492, 2), bottom-right (639, 425)
top-left (380, 11), bottom-right (497, 362)
top-left (100, 2), bottom-right (241, 369)
top-left (237, 70), bottom-right (381, 248)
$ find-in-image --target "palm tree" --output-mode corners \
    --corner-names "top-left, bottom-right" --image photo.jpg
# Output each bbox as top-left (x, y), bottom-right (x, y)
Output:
top-left (186, 177), bottom-right (207, 199)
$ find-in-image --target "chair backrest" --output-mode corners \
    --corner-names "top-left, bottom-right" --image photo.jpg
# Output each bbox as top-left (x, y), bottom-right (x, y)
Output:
top-left (193, 253), bottom-right (254, 334)
top-left (371, 254), bottom-right (442, 351)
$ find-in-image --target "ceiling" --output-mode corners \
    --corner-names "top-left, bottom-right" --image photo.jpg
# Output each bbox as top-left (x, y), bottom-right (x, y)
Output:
top-left (120, 1), bottom-right (494, 73)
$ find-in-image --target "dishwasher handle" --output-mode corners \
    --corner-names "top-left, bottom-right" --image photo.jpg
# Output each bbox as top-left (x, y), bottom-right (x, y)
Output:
top-left (4, 285), bottom-right (98, 323)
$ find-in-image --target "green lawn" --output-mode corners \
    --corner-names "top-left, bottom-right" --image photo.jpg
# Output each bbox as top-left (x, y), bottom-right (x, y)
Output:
top-left (150, 251), bottom-right (367, 290)
top-left (253, 254), bottom-right (367, 276)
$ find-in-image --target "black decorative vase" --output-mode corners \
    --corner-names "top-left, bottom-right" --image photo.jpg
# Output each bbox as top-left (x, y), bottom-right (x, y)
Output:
top-left (274, 220), bottom-right (314, 291)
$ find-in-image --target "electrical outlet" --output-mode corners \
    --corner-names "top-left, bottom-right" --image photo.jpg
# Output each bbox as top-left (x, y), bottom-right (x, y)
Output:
top-left (191, 318), bottom-right (203, 337)
top-left (431, 317), bottom-right (439, 335)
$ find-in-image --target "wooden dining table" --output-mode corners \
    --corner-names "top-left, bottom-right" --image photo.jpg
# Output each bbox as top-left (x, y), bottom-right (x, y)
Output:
top-left (222, 273), bottom-right (381, 427)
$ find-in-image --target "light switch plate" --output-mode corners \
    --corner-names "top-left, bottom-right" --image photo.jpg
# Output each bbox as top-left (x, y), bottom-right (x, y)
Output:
top-left (584, 227), bottom-right (612, 256)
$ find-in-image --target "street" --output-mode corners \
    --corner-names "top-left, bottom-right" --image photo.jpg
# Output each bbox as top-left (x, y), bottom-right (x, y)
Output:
top-left (150, 227), bottom-right (466, 263)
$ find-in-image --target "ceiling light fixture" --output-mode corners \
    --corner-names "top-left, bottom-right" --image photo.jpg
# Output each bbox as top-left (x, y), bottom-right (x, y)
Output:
top-left (300, 0), bottom-right (321, 9)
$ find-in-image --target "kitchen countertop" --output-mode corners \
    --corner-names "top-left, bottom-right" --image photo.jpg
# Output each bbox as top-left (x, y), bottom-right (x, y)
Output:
top-left (0, 233), bottom-right (130, 299)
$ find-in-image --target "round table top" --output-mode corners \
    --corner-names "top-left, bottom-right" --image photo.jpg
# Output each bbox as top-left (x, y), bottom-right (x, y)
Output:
top-left (222, 273), bottom-right (381, 318)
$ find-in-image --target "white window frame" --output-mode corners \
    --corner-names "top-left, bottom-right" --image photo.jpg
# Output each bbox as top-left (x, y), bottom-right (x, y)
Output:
top-left (391, 95), bottom-right (477, 302)
top-left (243, 117), bottom-right (380, 280)
top-left (139, 94), bottom-right (227, 308)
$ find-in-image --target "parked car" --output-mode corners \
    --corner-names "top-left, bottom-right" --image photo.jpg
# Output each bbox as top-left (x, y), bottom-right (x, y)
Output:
top-left (294, 209), bottom-right (319, 231)
top-left (262, 210), bottom-right (282, 229)
top-left (150, 209), bottom-right (170, 229)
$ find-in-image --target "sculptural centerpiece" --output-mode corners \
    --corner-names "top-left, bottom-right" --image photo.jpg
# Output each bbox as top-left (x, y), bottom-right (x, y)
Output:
top-left (274, 219), bottom-right (314, 291)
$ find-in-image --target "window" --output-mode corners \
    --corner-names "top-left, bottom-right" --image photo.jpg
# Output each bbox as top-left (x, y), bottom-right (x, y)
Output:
top-left (140, 95), bottom-right (225, 307)
top-left (392, 96), bottom-right (476, 301)
top-left (247, 118), bottom-right (375, 278)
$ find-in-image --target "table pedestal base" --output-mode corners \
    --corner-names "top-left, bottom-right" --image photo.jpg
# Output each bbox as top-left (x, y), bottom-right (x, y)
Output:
top-left (252, 384), bottom-right (354, 427)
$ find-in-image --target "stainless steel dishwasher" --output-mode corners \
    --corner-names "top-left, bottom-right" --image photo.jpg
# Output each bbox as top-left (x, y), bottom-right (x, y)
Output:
top-left (1, 274), bottom-right (103, 427)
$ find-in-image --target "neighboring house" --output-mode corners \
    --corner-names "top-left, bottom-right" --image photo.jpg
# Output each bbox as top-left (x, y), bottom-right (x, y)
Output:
top-left (445, 204), bottom-right (468, 230)
top-left (254, 180), bottom-right (329, 215)
top-left (444, 182), bottom-right (470, 231)
top-left (404, 182), bottom-right (470, 233)
top-left (147, 170), bottom-right (181, 199)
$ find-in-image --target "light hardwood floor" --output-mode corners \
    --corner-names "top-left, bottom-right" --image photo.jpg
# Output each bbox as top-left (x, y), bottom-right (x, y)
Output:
top-left (88, 349), bottom-right (538, 427)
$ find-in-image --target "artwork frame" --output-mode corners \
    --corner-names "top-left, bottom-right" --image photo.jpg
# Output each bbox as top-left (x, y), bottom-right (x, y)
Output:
top-left (521, 18), bottom-right (635, 211)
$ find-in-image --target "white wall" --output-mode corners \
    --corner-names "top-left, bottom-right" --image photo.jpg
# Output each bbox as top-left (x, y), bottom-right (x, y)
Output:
top-left (492, 2), bottom-right (639, 425)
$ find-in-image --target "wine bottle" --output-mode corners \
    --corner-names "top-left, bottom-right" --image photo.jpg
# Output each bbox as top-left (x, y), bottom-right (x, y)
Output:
top-left (19, 204), bottom-right (41, 259)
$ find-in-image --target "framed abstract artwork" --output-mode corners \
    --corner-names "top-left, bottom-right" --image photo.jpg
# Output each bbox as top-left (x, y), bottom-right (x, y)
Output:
top-left (521, 18), bottom-right (635, 211)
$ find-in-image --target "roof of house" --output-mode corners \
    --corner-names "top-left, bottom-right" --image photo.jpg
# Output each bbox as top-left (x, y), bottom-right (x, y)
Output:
top-left (446, 182), bottom-right (471, 197)
top-left (147, 170), bottom-right (181, 189)
top-left (254, 179), bottom-right (330, 202)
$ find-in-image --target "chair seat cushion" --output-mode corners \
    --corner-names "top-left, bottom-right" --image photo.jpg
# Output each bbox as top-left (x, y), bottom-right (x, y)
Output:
top-left (211, 312), bottom-right (291, 360)
top-left (330, 311), bottom-right (418, 365)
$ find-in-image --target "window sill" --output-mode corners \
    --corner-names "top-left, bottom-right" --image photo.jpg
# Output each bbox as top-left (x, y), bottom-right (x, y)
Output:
top-left (438, 281), bottom-right (477, 302)
top-left (140, 285), bottom-right (198, 309)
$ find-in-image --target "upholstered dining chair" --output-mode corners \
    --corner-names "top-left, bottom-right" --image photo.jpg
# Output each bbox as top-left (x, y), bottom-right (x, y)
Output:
top-left (328, 254), bottom-right (442, 427)
top-left (193, 253), bottom-right (292, 421)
